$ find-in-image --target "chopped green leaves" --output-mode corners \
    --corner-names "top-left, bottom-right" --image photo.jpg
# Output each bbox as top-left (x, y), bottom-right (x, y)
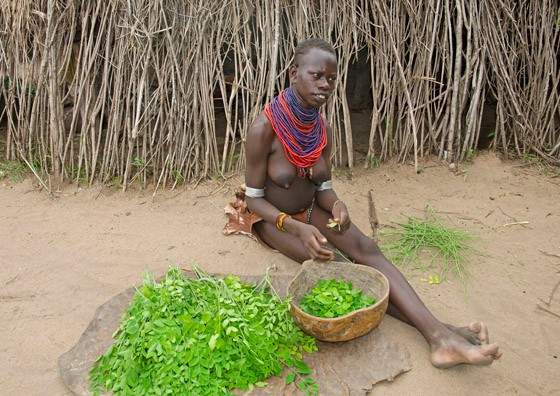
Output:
top-left (299, 279), bottom-right (376, 318)
top-left (89, 266), bottom-right (318, 395)
top-left (327, 221), bottom-right (341, 231)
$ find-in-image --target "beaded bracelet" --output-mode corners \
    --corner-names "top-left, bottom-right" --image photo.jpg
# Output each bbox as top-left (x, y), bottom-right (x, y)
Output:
top-left (332, 199), bottom-right (344, 212)
top-left (275, 212), bottom-right (291, 232)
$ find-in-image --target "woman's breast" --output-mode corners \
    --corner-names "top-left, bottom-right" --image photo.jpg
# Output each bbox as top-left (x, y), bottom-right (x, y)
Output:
top-left (267, 152), bottom-right (298, 189)
top-left (267, 144), bottom-right (329, 189)
top-left (265, 145), bottom-right (328, 213)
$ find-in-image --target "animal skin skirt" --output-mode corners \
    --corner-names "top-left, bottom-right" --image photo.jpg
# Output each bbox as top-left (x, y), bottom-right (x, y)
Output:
top-left (223, 184), bottom-right (315, 250)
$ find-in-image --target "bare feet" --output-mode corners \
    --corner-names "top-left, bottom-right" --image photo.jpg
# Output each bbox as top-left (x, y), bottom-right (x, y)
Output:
top-left (429, 328), bottom-right (502, 369)
top-left (445, 321), bottom-right (490, 345)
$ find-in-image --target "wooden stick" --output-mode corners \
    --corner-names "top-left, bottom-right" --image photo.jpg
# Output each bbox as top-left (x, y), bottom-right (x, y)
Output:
top-left (368, 189), bottom-right (379, 235)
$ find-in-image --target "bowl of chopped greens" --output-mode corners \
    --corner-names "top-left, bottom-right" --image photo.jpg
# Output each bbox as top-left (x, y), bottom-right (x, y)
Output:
top-left (288, 260), bottom-right (390, 342)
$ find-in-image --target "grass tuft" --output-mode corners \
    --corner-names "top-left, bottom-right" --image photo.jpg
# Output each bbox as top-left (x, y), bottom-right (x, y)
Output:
top-left (0, 161), bottom-right (28, 182)
top-left (377, 205), bottom-right (481, 291)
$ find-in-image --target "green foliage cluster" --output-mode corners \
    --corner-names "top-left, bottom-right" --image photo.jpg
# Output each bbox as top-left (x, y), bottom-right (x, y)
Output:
top-left (299, 279), bottom-right (376, 318)
top-left (89, 267), bottom-right (318, 395)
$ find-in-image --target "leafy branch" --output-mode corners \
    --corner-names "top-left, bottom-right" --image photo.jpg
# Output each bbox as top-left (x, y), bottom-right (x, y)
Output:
top-left (89, 266), bottom-right (318, 395)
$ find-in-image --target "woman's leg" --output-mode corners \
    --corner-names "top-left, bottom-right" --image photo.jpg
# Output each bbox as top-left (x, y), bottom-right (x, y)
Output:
top-left (307, 206), bottom-right (501, 368)
top-left (254, 211), bottom-right (501, 367)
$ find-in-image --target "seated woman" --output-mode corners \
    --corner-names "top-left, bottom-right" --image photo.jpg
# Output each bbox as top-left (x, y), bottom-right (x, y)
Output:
top-left (242, 38), bottom-right (501, 368)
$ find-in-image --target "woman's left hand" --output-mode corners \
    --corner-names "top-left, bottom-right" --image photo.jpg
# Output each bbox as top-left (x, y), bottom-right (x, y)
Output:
top-left (327, 202), bottom-right (351, 234)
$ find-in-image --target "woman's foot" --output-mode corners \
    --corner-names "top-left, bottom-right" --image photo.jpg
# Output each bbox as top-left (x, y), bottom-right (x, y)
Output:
top-left (429, 328), bottom-right (502, 368)
top-left (446, 321), bottom-right (490, 345)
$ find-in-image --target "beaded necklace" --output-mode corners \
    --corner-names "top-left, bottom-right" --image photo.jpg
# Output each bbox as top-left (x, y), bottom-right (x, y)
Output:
top-left (264, 87), bottom-right (327, 178)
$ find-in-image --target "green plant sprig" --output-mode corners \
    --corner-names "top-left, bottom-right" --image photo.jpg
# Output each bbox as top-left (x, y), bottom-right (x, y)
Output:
top-left (89, 266), bottom-right (318, 395)
top-left (299, 279), bottom-right (375, 318)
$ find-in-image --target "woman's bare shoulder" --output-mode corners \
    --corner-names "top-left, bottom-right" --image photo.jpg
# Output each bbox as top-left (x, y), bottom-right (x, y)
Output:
top-left (250, 113), bottom-right (272, 132)
top-left (248, 112), bottom-right (275, 142)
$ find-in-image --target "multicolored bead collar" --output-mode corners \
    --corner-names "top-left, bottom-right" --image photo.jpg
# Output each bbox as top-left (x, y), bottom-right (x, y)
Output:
top-left (264, 87), bottom-right (327, 178)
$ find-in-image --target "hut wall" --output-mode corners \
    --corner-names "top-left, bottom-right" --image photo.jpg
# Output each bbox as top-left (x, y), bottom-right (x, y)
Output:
top-left (0, 1), bottom-right (558, 189)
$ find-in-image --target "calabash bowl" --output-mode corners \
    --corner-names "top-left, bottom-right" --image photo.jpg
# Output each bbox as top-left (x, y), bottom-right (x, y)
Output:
top-left (288, 260), bottom-right (390, 342)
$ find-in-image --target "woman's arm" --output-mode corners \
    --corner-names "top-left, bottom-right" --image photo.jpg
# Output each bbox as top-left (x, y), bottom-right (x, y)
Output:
top-left (314, 123), bottom-right (351, 233)
top-left (244, 114), bottom-right (282, 225)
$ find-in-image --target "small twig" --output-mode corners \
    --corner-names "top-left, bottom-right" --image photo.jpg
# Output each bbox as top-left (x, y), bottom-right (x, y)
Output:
top-left (168, 188), bottom-right (188, 200)
top-left (208, 199), bottom-right (222, 211)
top-left (497, 206), bottom-right (531, 228)
top-left (513, 168), bottom-right (560, 186)
top-left (497, 206), bottom-right (516, 221)
top-left (502, 221), bottom-right (530, 227)
top-left (536, 304), bottom-right (560, 319)
top-left (412, 207), bottom-right (483, 223)
top-left (95, 185), bottom-right (104, 199)
top-left (541, 279), bottom-right (560, 307)
top-left (19, 154), bottom-right (53, 197)
top-left (0, 294), bottom-right (36, 302)
top-left (195, 180), bottom-right (228, 199)
top-left (539, 250), bottom-right (560, 259)
top-left (209, 182), bottom-right (228, 196)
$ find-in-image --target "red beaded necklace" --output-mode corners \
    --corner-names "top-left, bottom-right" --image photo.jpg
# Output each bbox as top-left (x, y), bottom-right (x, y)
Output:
top-left (264, 87), bottom-right (327, 178)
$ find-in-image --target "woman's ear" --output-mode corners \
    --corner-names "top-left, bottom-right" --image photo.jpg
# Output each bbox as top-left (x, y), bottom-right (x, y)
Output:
top-left (289, 64), bottom-right (298, 83)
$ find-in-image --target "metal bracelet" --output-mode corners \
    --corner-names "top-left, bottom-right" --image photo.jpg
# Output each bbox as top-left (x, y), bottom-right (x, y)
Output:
top-left (315, 180), bottom-right (333, 191)
top-left (245, 186), bottom-right (265, 198)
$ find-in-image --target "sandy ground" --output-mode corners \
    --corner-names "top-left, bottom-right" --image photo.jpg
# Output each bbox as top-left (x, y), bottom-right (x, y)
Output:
top-left (1, 152), bottom-right (560, 395)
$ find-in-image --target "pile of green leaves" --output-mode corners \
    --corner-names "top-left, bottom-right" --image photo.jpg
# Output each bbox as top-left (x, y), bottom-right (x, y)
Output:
top-left (89, 266), bottom-right (318, 395)
top-left (299, 279), bottom-right (376, 318)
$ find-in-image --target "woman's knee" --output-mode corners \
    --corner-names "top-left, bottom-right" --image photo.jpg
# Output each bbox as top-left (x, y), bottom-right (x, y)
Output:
top-left (346, 236), bottom-right (386, 263)
top-left (355, 233), bottom-right (383, 254)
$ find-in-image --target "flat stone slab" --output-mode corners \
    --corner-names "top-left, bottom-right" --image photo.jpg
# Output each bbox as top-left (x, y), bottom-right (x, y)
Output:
top-left (59, 273), bottom-right (412, 395)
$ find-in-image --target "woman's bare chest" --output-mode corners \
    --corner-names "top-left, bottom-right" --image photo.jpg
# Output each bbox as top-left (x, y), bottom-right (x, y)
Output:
top-left (267, 138), bottom-right (328, 189)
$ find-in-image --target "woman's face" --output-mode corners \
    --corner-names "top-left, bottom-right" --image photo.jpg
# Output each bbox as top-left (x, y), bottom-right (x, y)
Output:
top-left (290, 47), bottom-right (338, 109)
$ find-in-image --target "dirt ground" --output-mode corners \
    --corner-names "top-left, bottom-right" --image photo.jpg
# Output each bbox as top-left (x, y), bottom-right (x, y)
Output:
top-left (1, 151), bottom-right (559, 395)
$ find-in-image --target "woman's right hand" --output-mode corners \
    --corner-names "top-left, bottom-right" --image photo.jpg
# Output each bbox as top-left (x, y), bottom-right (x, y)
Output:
top-left (287, 221), bottom-right (334, 261)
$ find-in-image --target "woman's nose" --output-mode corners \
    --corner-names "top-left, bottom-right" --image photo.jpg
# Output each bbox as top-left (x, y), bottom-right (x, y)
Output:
top-left (318, 77), bottom-right (330, 90)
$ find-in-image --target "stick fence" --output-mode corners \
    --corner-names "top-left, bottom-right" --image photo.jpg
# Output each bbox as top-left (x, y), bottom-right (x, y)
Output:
top-left (0, 1), bottom-right (558, 191)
